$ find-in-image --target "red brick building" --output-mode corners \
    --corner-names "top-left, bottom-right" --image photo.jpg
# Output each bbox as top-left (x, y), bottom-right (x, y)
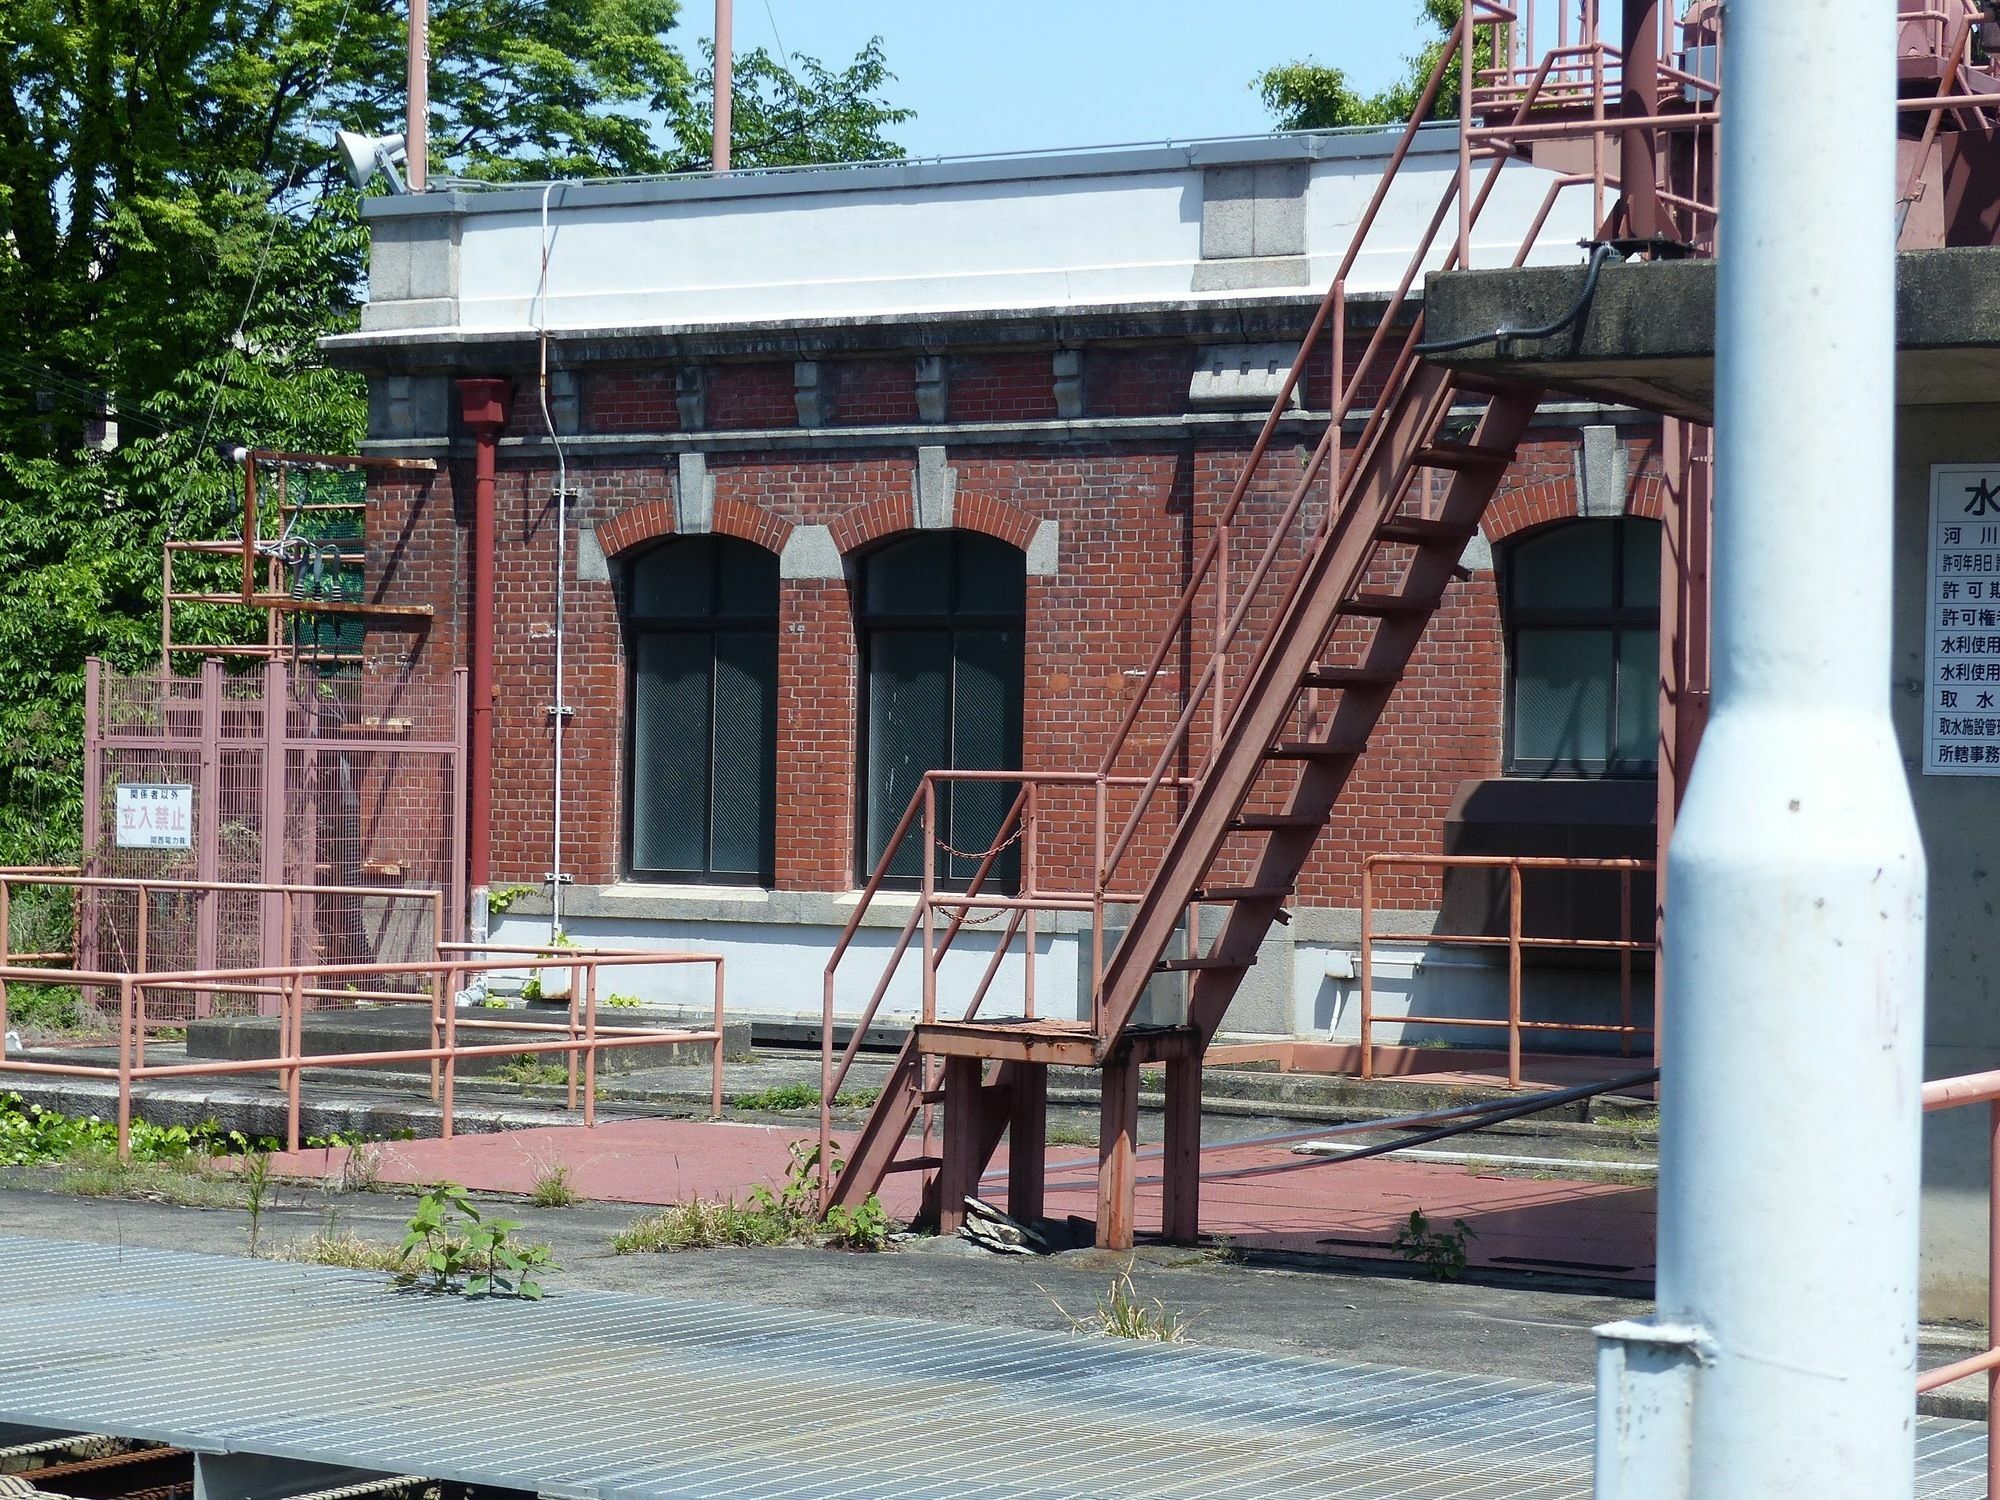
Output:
top-left (328, 128), bottom-right (1660, 1040)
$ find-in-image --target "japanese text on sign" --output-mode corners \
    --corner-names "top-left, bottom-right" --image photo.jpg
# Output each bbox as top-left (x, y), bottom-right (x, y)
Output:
top-left (1926, 466), bottom-right (2000, 774)
top-left (114, 784), bottom-right (194, 849)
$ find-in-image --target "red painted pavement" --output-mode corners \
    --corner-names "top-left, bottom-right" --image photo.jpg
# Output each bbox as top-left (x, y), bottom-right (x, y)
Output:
top-left (270, 1117), bottom-right (1656, 1279)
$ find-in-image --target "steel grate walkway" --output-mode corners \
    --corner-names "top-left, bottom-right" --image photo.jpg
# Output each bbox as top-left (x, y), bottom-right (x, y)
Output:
top-left (0, 1236), bottom-right (1984, 1499)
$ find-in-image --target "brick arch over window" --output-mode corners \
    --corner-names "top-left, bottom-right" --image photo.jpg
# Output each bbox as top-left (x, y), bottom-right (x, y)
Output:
top-left (597, 497), bottom-right (793, 561)
top-left (827, 491), bottom-right (1039, 556)
top-left (1482, 432), bottom-right (1668, 546)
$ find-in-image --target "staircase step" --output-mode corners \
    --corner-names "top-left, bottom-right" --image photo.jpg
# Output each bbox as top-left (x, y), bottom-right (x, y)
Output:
top-left (1376, 516), bottom-right (1478, 547)
top-left (883, 1155), bottom-right (945, 1174)
top-left (1155, 955), bottom-right (1246, 972)
top-left (1344, 590), bottom-right (1434, 618)
top-left (1266, 739), bottom-right (1365, 760)
top-left (1444, 369), bottom-right (1532, 399)
top-left (1301, 665), bottom-right (1398, 689)
top-left (1231, 811), bottom-right (1323, 830)
top-left (1194, 886), bottom-right (1291, 903)
top-left (1414, 441), bottom-right (1511, 470)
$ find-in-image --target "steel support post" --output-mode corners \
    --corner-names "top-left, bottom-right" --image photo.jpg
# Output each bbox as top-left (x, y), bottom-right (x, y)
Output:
top-left (1007, 1061), bottom-right (1047, 1226)
top-left (1161, 1055), bottom-right (1202, 1243)
top-left (1096, 1052), bottom-right (1140, 1250)
top-left (937, 1055), bottom-right (984, 1237)
top-left (1594, 4), bottom-right (1925, 1496)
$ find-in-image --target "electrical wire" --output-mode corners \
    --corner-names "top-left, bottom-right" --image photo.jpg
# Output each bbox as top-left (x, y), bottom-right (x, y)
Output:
top-left (1413, 241), bottom-right (1619, 355)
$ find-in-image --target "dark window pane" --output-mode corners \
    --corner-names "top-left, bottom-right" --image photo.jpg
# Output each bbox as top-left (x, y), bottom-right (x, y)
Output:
top-left (867, 630), bottom-right (953, 877)
top-left (863, 534), bottom-right (953, 616)
top-left (1615, 629), bottom-right (1661, 765)
top-left (710, 630), bottom-right (777, 875)
top-left (715, 538), bottom-right (780, 618)
top-left (630, 633), bottom-right (711, 872)
top-left (948, 627), bottom-right (1024, 884)
top-left (1514, 629), bottom-right (1614, 767)
top-left (1620, 519), bottom-right (1663, 610)
top-left (632, 543), bottom-right (712, 618)
top-left (955, 533), bottom-right (1027, 616)
top-left (1512, 523), bottom-right (1616, 610)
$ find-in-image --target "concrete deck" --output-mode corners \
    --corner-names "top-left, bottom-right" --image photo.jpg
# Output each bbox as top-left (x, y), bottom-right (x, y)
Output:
top-left (0, 1235), bottom-right (1983, 1498)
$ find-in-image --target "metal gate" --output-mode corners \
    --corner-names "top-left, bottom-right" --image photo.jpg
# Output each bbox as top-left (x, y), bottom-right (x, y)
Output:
top-left (80, 658), bottom-right (466, 982)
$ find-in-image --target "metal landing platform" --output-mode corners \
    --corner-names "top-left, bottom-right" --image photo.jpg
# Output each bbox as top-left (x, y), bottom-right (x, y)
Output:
top-left (0, 1236), bottom-right (1984, 1499)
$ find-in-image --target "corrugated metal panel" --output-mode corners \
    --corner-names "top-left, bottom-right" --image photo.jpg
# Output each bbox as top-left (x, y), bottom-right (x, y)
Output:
top-left (0, 1236), bottom-right (1982, 1499)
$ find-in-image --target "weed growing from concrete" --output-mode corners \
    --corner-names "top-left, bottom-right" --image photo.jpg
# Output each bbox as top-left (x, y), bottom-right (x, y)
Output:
top-left (494, 1053), bottom-right (569, 1087)
top-left (1043, 1265), bottom-right (1195, 1343)
top-left (1390, 1208), bottom-right (1475, 1280)
top-left (732, 1083), bottom-right (881, 1113)
top-left (242, 1151), bottom-right (274, 1257)
top-left (530, 1156), bottom-right (579, 1208)
top-left (611, 1140), bottom-right (894, 1253)
top-left (272, 1231), bottom-right (424, 1274)
top-left (732, 1082), bottom-right (819, 1112)
top-left (603, 992), bottom-right (643, 1009)
top-left (56, 1154), bottom-right (245, 1208)
top-left (1045, 1122), bottom-right (1097, 1147)
top-left (401, 1181), bottom-right (557, 1298)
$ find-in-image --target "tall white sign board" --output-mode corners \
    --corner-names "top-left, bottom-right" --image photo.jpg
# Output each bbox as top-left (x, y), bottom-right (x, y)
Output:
top-left (1925, 465), bottom-right (2000, 775)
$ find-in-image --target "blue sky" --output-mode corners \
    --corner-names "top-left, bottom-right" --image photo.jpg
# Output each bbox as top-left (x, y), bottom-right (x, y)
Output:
top-left (711, 3), bottom-right (1435, 157)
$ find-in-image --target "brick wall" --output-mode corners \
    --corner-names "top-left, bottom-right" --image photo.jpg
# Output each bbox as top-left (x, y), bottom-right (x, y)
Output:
top-left (368, 345), bottom-right (1658, 910)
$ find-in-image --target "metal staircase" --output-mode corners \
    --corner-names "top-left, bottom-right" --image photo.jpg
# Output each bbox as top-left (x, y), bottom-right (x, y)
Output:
top-left (820, 0), bottom-right (1723, 1247)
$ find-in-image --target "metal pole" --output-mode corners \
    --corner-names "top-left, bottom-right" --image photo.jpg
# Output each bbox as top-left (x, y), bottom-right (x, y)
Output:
top-left (407, 0), bottom-right (428, 192)
top-left (1594, 4), bottom-right (1924, 1495)
top-left (712, 0), bottom-right (732, 173)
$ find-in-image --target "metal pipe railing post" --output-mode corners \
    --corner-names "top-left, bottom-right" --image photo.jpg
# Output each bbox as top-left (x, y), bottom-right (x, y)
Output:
top-left (1506, 863), bottom-right (1523, 1090)
top-left (115, 977), bottom-right (133, 1160)
top-left (582, 962), bottom-right (597, 1129)
top-left (710, 958), bottom-right (725, 1119)
top-left (1989, 1096), bottom-right (1999, 1500)
top-left (1359, 862), bottom-right (1375, 1080)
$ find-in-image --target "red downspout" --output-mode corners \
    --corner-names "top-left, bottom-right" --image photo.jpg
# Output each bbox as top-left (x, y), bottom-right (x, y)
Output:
top-left (456, 378), bottom-right (511, 927)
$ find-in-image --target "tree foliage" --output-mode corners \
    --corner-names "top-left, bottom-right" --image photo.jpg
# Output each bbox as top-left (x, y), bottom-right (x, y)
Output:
top-left (0, 0), bottom-right (908, 864)
top-left (1256, 0), bottom-right (1469, 131)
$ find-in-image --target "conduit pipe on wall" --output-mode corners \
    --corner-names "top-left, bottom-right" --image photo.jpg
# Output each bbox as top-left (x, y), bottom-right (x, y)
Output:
top-left (1592, 3), bottom-right (1925, 1497)
top-left (537, 184), bottom-right (572, 943)
top-left (456, 378), bottom-right (511, 942)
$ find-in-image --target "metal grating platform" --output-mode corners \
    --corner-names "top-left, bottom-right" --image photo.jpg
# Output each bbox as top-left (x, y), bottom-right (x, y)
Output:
top-left (0, 1236), bottom-right (1984, 1499)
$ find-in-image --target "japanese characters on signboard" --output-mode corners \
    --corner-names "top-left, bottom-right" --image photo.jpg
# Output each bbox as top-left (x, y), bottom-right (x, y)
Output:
top-left (1927, 465), bottom-right (2000, 775)
top-left (114, 784), bottom-right (194, 849)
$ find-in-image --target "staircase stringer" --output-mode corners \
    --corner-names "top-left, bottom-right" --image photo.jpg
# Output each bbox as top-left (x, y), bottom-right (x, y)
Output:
top-left (1183, 382), bottom-right (1546, 1042)
top-left (827, 1036), bottom-right (924, 1211)
top-left (1089, 365), bottom-right (1456, 1056)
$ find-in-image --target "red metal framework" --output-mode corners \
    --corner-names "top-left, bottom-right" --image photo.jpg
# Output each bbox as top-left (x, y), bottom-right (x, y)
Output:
top-left (160, 449), bottom-right (435, 668)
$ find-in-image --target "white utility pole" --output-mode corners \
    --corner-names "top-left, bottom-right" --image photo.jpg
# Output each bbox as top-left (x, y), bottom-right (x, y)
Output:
top-left (1594, 2), bottom-right (1925, 1498)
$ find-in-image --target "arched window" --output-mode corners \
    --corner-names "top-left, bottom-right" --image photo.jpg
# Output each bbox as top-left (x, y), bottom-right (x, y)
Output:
top-left (1502, 517), bottom-right (1662, 776)
top-left (859, 532), bottom-right (1025, 886)
top-left (625, 537), bottom-right (778, 884)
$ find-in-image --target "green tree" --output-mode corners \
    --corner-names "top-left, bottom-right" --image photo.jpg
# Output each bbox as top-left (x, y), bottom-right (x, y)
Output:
top-left (0, 0), bottom-right (908, 864)
top-left (1256, 0), bottom-right (1471, 131)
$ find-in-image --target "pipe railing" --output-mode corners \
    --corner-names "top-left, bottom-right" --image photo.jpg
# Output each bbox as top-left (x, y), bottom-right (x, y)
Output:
top-left (1359, 853), bottom-right (1655, 1088)
top-left (0, 874), bottom-right (447, 1041)
top-left (0, 945), bottom-right (724, 1155)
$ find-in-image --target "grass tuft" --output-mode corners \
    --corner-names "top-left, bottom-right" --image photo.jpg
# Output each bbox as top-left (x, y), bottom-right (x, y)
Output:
top-left (530, 1156), bottom-right (580, 1208)
top-left (1043, 1266), bottom-right (1195, 1343)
